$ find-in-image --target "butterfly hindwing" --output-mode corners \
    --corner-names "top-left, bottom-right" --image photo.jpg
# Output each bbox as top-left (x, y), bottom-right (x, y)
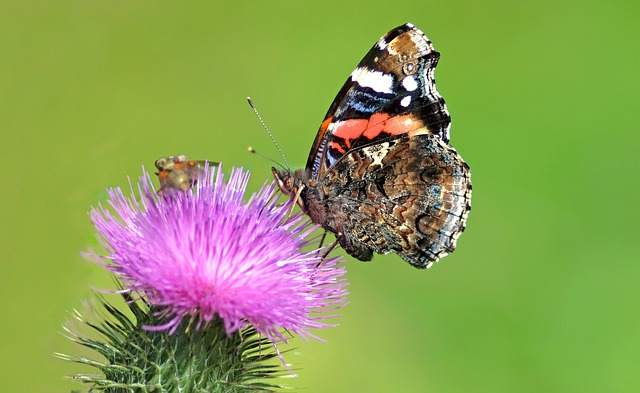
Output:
top-left (309, 133), bottom-right (470, 268)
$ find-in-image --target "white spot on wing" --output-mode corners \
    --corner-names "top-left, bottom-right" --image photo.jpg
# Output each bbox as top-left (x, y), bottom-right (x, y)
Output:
top-left (400, 96), bottom-right (411, 107)
top-left (364, 142), bottom-right (389, 168)
top-left (351, 67), bottom-right (393, 94)
top-left (402, 76), bottom-right (418, 91)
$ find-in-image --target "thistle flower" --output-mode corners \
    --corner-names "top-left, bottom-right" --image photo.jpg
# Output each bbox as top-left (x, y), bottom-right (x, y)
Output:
top-left (63, 164), bottom-right (348, 391)
top-left (87, 164), bottom-right (347, 343)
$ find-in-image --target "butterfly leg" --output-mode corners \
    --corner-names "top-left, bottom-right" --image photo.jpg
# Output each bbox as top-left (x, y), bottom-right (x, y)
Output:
top-left (317, 231), bottom-right (328, 249)
top-left (315, 239), bottom-right (339, 268)
top-left (285, 185), bottom-right (305, 219)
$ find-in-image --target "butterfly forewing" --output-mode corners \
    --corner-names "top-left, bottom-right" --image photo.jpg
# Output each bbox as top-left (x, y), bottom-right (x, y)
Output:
top-left (306, 23), bottom-right (451, 181)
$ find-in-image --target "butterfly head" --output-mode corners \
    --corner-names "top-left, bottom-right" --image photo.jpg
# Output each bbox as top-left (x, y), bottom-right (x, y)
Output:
top-left (272, 167), bottom-right (309, 212)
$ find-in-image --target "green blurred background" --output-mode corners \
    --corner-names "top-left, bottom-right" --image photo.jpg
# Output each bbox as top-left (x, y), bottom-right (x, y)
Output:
top-left (2, 0), bottom-right (639, 392)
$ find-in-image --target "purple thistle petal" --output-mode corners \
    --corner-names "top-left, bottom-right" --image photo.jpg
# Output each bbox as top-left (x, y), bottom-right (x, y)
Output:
top-left (86, 164), bottom-right (348, 344)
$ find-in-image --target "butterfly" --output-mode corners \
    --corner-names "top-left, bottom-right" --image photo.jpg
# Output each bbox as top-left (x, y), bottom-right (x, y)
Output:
top-left (154, 155), bottom-right (207, 192)
top-left (272, 23), bottom-right (471, 269)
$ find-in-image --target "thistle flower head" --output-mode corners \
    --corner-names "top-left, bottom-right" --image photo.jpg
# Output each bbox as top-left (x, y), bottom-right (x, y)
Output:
top-left (86, 164), bottom-right (347, 344)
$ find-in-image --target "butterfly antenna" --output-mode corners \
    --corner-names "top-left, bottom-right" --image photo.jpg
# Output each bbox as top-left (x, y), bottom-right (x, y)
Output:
top-left (247, 97), bottom-right (290, 169)
top-left (247, 146), bottom-right (286, 170)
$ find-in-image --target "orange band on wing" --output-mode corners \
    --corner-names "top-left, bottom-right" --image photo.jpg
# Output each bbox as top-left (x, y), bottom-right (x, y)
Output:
top-left (319, 117), bottom-right (332, 134)
top-left (375, 114), bottom-right (418, 137)
top-left (330, 141), bottom-right (346, 154)
top-left (361, 113), bottom-right (389, 139)
top-left (332, 118), bottom-right (368, 140)
top-left (332, 113), bottom-right (420, 142)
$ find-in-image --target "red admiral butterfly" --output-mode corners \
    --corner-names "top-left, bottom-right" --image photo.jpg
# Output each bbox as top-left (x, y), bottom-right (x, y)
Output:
top-left (273, 23), bottom-right (471, 269)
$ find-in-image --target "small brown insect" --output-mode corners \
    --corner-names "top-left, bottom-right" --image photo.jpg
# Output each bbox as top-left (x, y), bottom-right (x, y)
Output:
top-left (155, 155), bottom-right (209, 192)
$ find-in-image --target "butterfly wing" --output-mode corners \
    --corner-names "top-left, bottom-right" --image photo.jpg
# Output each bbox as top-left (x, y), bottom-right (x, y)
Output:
top-left (318, 133), bottom-right (471, 268)
top-left (306, 23), bottom-right (451, 181)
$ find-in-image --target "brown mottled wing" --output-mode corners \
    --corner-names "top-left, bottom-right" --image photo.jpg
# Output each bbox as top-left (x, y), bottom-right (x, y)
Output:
top-left (319, 133), bottom-right (471, 268)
